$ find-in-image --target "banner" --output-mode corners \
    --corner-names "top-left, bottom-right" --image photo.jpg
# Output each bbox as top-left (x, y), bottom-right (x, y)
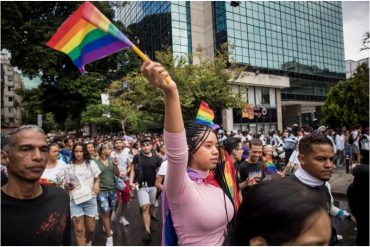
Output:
top-left (242, 104), bottom-right (267, 119)
top-left (242, 104), bottom-right (254, 119)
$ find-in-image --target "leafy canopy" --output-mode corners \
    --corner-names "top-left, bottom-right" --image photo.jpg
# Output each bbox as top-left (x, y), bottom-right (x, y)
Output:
top-left (82, 47), bottom-right (243, 133)
top-left (1, 1), bottom-right (140, 131)
top-left (321, 63), bottom-right (369, 128)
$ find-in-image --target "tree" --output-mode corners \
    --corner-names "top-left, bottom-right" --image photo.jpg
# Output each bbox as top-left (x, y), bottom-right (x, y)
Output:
top-left (360, 32), bottom-right (370, 51)
top-left (81, 102), bottom-right (149, 135)
top-left (93, 47), bottom-right (243, 133)
top-left (321, 63), bottom-right (369, 128)
top-left (1, 2), bottom-right (140, 131)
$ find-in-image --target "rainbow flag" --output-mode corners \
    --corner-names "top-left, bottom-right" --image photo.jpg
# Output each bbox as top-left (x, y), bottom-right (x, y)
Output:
top-left (195, 100), bottom-right (215, 127)
top-left (46, 2), bottom-right (134, 74)
top-left (265, 157), bottom-right (278, 174)
top-left (224, 151), bottom-right (240, 210)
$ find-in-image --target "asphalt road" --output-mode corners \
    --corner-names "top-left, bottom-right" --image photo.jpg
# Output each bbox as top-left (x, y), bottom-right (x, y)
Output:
top-left (91, 190), bottom-right (162, 246)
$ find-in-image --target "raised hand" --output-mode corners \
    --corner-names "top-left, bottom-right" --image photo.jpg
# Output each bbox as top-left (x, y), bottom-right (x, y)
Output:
top-left (141, 60), bottom-right (177, 94)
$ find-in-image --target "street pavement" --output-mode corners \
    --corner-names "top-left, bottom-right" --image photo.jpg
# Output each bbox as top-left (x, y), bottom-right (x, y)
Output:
top-left (330, 165), bottom-right (355, 197)
top-left (89, 167), bottom-right (358, 246)
top-left (92, 191), bottom-right (163, 246)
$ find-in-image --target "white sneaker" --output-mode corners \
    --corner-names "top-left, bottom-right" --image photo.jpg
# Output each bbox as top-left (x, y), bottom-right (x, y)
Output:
top-left (86, 241), bottom-right (92, 246)
top-left (119, 217), bottom-right (130, 226)
top-left (102, 227), bottom-right (113, 235)
top-left (337, 234), bottom-right (343, 241)
top-left (106, 236), bottom-right (113, 246)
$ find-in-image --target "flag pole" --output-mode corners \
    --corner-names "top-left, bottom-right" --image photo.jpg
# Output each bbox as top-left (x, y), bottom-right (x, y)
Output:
top-left (131, 45), bottom-right (171, 85)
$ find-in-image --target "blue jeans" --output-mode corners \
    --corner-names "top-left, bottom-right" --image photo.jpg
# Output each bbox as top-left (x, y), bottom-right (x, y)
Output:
top-left (344, 144), bottom-right (352, 158)
top-left (97, 190), bottom-right (116, 215)
top-left (70, 197), bottom-right (98, 218)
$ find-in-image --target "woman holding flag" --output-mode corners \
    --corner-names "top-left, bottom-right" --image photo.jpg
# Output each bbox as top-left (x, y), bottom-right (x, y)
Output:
top-left (141, 61), bottom-right (239, 245)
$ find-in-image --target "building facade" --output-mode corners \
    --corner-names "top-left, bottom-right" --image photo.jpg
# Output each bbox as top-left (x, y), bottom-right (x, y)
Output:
top-left (1, 53), bottom-right (24, 128)
top-left (346, 57), bottom-right (369, 78)
top-left (116, 1), bottom-right (346, 133)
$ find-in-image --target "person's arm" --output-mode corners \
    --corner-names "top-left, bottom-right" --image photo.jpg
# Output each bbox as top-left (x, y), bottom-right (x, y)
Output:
top-left (112, 158), bottom-right (120, 176)
top-left (155, 175), bottom-right (164, 191)
top-left (129, 155), bottom-right (138, 188)
top-left (239, 176), bottom-right (259, 189)
top-left (141, 61), bottom-right (188, 197)
top-left (325, 182), bottom-right (354, 222)
top-left (121, 160), bottom-right (132, 179)
top-left (126, 161), bottom-right (132, 174)
top-left (129, 167), bottom-right (136, 188)
top-left (93, 177), bottom-right (100, 195)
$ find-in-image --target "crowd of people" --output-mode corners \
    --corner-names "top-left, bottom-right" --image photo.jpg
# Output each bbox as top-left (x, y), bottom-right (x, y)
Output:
top-left (1, 60), bottom-right (368, 246)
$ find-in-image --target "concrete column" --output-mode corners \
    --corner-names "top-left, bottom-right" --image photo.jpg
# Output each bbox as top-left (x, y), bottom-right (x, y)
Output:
top-left (222, 108), bottom-right (233, 133)
top-left (190, 1), bottom-right (214, 64)
top-left (276, 88), bottom-right (283, 131)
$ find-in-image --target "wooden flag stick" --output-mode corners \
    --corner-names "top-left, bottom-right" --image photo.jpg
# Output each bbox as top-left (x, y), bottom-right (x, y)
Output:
top-left (131, 45), bottom-right (171, 85)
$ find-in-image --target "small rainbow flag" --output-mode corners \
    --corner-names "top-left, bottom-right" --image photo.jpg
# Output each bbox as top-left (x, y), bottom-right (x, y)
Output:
top-left (195, 100), bottom-right (215, 127)
top-left (265, 157), bottom-right (278, 174)
top-left (46, 2), bottom-right (134, 74)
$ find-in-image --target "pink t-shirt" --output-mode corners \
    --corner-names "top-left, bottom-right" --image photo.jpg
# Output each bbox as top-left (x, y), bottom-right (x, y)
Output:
top-left (164, 130), bottom-right (234, 245)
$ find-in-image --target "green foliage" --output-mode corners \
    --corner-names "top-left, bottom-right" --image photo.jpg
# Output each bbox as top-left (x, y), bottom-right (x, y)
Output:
top-left (1, 1), bottom-right (141, 132)
top-left (321, 63), bottom-right (369, 128)
top-left (81, 104), bottom-right (117, 127)
top-left (104, 48), bottom-right (242, 133)
top-left (43, 113), bottom-right (61, 133)
top-left (360, 32), bottom-right (369, 51)
top-left (19, 88), bottom-right (43, 125)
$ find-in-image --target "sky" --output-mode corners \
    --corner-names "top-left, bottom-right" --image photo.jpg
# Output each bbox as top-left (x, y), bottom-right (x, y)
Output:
top-left (342, 1), bottom-right (370, 61)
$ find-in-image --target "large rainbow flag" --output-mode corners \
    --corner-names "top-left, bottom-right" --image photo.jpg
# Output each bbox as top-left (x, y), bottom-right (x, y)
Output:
top-left (195, 100), bottom-right (215, 127)
top-left (46, 2), bottom-right (134, 74)
top-left (224, 151), bottom-right (240, 210)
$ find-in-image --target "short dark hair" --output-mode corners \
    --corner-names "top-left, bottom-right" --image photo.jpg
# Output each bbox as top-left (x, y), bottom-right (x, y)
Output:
top-left (113, 139), bottom-right (122, 145)
top-left (140, 137), bottom-right (151, 145)
top-left (64, 137), bottom-right (73, 144)
top-left (249, 138), bottom-right (262, 148)
top-left (223, 137), bottom-right (241, 155)
top-left (231, 178), bottom-right (328, 245)
top-left (299, 133), bottom-right (333, 155)
top-left (48, 142), bottom-right (62, 149)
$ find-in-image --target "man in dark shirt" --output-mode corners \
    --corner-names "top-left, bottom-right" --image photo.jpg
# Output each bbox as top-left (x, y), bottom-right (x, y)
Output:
top-left (287, 132), bottom-right (353, 245)
top-left (238, 138), bottom-right (266, 199)
top-left (130, 137), bottom-right (162, 242)
top-left (1, 125), bottom-right (71, 246)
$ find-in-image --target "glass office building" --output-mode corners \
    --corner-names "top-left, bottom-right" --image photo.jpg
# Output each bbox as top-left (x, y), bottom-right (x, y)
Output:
top-left (116, 1), bottom-right (346, 132)
top-left (115, 1), bottom-right (192, 59)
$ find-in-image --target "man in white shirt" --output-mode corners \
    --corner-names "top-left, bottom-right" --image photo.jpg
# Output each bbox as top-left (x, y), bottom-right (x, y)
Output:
top-left (111, 139), bottom-right (132, 226)
top-left (351, 125), bottom-right (362, 164)
top-left (334, 130), bottom-right (345, 167)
